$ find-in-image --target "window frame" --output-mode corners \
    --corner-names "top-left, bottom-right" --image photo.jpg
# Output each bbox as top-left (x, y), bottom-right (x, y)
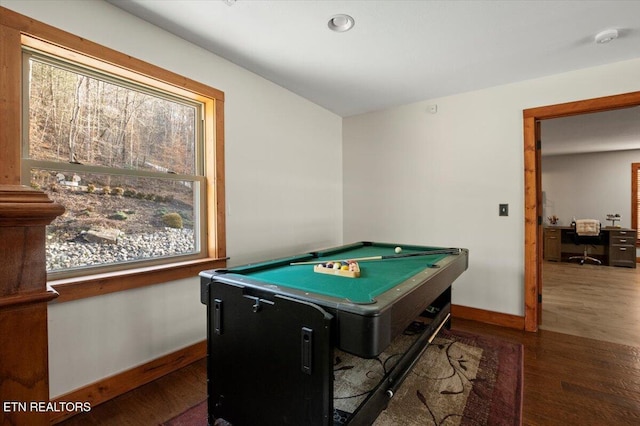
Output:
top-left (22, 48), bottom-right (207, 277)
top-left (0, 7), bottom-right (226, 302)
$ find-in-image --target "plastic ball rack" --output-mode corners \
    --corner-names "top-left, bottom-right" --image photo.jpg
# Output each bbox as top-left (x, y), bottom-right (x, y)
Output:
top-left (313, 262), bottom-right (360, 278)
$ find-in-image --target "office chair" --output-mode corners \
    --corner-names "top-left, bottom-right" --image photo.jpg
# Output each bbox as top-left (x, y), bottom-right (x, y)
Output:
top-left (569, 219), bottom-right (602, 265)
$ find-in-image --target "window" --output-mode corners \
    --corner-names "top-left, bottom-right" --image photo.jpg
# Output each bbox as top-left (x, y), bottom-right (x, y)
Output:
top-left (24, 50), bottom-right (207, 277)
top-left (632, 163), bottom-right (640, 245)
top-left (1, 8), bottom-right (225, 301)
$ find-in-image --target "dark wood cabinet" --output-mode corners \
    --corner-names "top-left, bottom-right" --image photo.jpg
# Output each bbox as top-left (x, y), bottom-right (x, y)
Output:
top-left (609, 229), bottom-right (637, 268)
top-left (543, 227), bottom-right (562, 262)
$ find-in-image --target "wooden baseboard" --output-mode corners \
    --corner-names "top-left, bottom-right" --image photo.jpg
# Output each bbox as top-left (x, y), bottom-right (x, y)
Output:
top-left (49, 340), bottom-right (206, 424)
top-left (452, 304), bottom-right (525, 330)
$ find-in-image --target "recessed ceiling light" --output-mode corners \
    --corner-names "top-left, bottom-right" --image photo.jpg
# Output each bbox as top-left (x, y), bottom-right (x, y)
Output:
top-left (594, 29), bottom-right (618, 44)
top-left (328, 14), bottom-right (355, 32)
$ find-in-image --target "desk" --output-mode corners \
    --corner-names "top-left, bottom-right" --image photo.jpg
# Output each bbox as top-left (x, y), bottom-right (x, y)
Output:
top-left (200, 241), bottom-right (468, 425)
top-left (543, 226), bottom-right (636, 268)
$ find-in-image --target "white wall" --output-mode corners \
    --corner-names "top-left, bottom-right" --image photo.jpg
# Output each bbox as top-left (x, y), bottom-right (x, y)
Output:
top-left (343, 58), bottom-right (640, 317)
top-left (48, 279), bottom-right (203, 397)
top-left (542, 150), bottom-right (640, 228)
top-left (2, 0), bottom-right (342, 398)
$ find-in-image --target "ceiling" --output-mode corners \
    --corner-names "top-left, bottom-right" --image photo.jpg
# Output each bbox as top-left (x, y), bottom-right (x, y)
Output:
top-left (542, 106), bottom-right (640, 156)
top-left (106, 0), bottom-right (640, 118)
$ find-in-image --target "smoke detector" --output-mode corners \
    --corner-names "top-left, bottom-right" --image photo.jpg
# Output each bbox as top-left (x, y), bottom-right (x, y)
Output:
top-left (594, 29), bottom-right (618, 44)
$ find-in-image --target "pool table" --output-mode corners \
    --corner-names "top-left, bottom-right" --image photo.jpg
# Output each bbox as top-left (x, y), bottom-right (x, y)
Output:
top-left (200, 241), bottom-right (468, 425)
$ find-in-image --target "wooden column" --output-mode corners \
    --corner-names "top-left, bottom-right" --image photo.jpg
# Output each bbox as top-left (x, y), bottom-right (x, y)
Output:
top-left (0, 185), bottom-right (64, 425)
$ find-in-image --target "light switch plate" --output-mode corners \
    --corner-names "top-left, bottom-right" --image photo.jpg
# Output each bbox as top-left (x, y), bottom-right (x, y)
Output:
top-left (499, 204), bottom-right (509, 216)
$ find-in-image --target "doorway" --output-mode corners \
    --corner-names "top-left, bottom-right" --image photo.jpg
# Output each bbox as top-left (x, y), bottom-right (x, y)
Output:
top-left (523, 91), bottom-right (640, 331)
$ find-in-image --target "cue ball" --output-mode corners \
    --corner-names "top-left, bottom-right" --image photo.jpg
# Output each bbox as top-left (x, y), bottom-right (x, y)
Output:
top-left (395, 246), bottom-right (402, 254)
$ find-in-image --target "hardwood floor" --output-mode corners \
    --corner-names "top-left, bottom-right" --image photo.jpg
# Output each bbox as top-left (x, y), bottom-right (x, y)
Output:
top-left (56, 359), bottom-right (207, 425)
top-left (455, 319), bottom-right (640, 426)
top-left (541, 261), bottom-right (640, 347)
top-left (57, 318), bottom-right (640, 425)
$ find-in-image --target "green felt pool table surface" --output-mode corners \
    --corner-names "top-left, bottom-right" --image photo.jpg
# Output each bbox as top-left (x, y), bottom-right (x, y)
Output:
top-left (201, 241), bottom-right (468, 358)
top-left (225, 242), bottom-right (457, 304)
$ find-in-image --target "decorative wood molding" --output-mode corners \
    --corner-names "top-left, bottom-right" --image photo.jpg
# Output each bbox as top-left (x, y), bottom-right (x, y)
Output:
top-left (0, 185), bottom-right (65, 225)
top-left (0, 186), bottom-right (65, 297)
top-left (49, 341), bottom-right (207, 424)
top-left (0, 186), bottom-right (64, 426)
top-left (0, 285), bottom-right (58, 309)
top-left (452, 304), bottom-right (525, 330)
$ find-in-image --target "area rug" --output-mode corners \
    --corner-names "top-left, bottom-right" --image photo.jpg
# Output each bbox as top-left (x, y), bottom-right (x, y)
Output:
top-left (376, 328), bottom-right (523, 425)
top-left (164, 328), bottom-right (523, 426)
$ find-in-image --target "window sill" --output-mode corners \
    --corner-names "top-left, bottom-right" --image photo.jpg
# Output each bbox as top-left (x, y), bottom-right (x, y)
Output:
top-left (49, 257), bottom-right (227, 303)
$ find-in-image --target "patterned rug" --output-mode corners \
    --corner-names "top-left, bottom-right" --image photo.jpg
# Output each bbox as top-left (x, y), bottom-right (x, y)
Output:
top-left (164, 327), bottom-right (523, 426)
top-left (375, 328), bottom-right (522, 425)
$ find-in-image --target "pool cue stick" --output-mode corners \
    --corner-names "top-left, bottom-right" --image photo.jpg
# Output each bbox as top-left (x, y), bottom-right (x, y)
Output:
top-left (291, 256), bottom-right (381, 265)
top-left (289, 248), bottom-right (460, 266)
top-left (385, 312), bottom-right (451, 398)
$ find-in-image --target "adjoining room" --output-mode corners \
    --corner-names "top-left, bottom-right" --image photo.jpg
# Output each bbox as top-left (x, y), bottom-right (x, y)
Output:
top-left (540, 108), bottom-right (640, 347)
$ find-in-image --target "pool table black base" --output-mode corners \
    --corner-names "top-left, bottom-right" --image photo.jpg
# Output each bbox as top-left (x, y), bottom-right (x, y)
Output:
top-left (201, 278), bottom-right (453, 425)
top-left (203, 280), bottom-right (334, 425)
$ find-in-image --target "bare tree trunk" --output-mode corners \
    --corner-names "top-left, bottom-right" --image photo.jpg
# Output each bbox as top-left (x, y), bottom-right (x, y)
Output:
top-left (84, 77), bottom-right (92, 164)
top-left (68, 75), bottom-right (84, 163)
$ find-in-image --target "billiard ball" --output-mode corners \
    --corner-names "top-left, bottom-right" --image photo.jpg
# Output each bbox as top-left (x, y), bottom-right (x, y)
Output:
top-left (395, 247), bottom-right (402, 254)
